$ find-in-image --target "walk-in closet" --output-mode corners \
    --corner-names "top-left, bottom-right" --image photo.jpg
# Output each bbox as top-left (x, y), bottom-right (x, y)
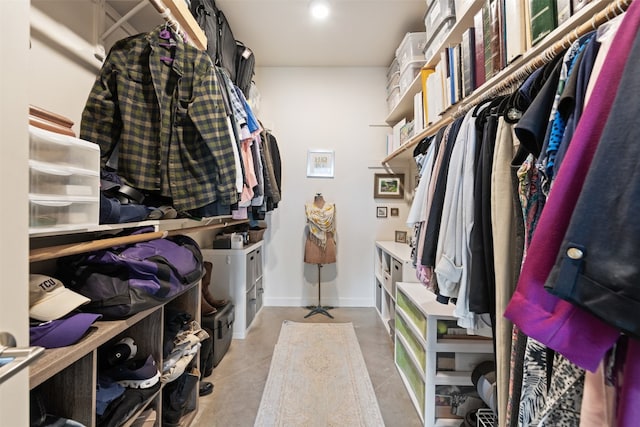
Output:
top-left (1, 0), bottom-right (638, 426)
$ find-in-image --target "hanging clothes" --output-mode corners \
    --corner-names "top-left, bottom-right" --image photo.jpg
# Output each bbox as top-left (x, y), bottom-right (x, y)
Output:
top-left (81, 25), bottom-right (238, 212)
top-left (504, 0), bottom-right (640, 373)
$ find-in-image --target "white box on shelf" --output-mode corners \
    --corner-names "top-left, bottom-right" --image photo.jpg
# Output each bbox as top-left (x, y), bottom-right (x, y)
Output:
top-left (399, 60), bottom-right (426, 95)
top-left (396, 32), bottom-right (427, 71)
top-left (387, 85), bottom-right (401, 113)
top-left (424, 0), bottom-right (456, 43)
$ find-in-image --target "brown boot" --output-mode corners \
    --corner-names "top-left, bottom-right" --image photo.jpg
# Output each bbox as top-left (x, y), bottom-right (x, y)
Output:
top-left (201, 295), bottom-right (217, 316)
top-left (202, 261), bottom-right (229, 308)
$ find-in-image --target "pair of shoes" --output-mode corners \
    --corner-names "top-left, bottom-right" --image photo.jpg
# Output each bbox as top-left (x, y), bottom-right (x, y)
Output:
top-left (102, 337), bottom-right (138, 368)
top-left (199, 381), bottom-right (214, 396)
top-left (106, 354), bottom-right (161, 389)
top-left (147, 205), bottom-right (178, 220)
top-left (201, 262), bottom-right (229, 309)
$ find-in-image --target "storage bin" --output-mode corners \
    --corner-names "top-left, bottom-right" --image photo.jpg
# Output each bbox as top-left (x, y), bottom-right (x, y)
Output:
top-left (387, 85), bottom-right (401, 113)
top-left (29, 195), bottom-right (99, 231)
top-left (29, 160), bottom-right (99, 198)
top-left (387, 70), bottom-right (400, 91)
top-left (399, 60), bottom-right (425, 95)
top-left (396, 32), bottom-right (427, 71)
top-left (423, 16), bottom-right (456, 63)
top-left (201, 302), bottom-right (234, 368)
top-left (387, 57), bottom-right (400, 80)
top-left (424, 0), bottom-right (456, 42)
top-left (29, 125), bottom-right (100, 173)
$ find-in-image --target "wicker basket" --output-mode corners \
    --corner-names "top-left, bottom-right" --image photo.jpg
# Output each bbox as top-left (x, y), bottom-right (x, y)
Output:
top-left (248, 227), bottom-right (266, 243)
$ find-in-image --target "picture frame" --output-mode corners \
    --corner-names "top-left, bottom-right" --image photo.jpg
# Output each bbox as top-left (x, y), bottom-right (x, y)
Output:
top-left (395, 230), bottom-right (407, 244)
top-left (376, 206), bottom-right (388, 218)
top-left (307, 150), bottom-right (335, 178)
top-left (390, 208), bottom-right (399, 217)
top-left (374, 173), bottom-right (405, 199)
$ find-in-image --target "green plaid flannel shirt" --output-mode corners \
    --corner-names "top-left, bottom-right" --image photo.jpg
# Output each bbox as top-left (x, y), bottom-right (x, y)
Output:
top-left (80, 26), bottom-right (238, 210)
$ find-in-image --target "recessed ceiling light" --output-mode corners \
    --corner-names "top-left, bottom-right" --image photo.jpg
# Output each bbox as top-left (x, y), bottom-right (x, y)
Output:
top-left (310, 0), bottom-right (330, 20)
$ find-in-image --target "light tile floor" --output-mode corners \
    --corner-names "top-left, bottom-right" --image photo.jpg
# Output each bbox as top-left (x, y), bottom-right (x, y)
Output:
top-left (191, 307), bottom-right (423, 427)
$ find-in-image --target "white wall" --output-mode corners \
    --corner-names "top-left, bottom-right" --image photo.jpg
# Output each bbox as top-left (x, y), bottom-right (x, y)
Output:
top-left (255, 67), bottom-right (413, 308)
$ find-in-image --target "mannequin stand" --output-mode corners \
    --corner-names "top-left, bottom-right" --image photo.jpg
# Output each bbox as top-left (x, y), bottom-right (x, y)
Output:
top-left (304, 264), bottom-right (334, 319)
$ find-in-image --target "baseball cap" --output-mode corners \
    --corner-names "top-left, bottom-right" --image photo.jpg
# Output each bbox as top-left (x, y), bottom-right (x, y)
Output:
top-left (30, 312), bottom-right (102, 348)
top-left (29, 274), bottom-right (91, 321)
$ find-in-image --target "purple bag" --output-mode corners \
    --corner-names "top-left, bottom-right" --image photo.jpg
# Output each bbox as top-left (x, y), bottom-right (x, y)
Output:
top-left (57, 228), bottom-right (203, 319)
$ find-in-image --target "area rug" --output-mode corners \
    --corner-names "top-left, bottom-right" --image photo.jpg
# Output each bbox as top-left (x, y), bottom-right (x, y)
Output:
top-left (254, 321), bottom-right (385, 426)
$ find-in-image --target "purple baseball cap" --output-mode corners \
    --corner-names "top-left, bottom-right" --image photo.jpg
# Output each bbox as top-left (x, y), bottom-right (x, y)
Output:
top-left (30, 313), bottom-right (102, 349)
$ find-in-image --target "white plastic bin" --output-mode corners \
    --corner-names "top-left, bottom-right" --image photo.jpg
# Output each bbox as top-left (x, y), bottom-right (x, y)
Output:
top-left (29, 160), bottom-right (99, 198)
top-left (396, 32), bottom-right (427, 71)
top-left (29, 195), bottom-right (99, 231)
top-left (29, 125), bottom-right (100, 173)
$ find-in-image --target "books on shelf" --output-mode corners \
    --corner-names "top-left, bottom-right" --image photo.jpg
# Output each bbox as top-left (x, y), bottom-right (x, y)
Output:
top-left (530, 0), bottom-right (558, 46)
top-left (461, 27), bottom-right (476, 98)
top-left (505, 1), bottom-right (528, 64)
top-left (473, 9), bottom-right (486, 88)
top-left (557, 0), bottom-right (571, 25)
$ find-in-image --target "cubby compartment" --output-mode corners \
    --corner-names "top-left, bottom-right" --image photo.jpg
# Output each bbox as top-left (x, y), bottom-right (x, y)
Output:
top-left (394, 281), bottom-right (494, 426)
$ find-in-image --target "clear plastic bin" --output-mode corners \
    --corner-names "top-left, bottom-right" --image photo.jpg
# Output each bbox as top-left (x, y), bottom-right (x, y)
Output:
top-left (29, 160), bottom-right (99, 198)
top-left (396, 32), bottom-right (427, 71)
top-left (387, 85), bottom-right (401, 113)
top-left (425, 0), bottom-right (456, 41)
top-left (424, 16), bottom-right (456, 63)
top-left (29, 125), bottom-right (100, 172)
top-left (399, 60), bottom-right (426, 95)
top-left (29, 195), bottom-right (99, 231)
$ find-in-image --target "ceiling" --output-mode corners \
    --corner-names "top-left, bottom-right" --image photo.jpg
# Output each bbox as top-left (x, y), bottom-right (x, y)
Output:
top-left (107, 0), bottom-right (427, 67)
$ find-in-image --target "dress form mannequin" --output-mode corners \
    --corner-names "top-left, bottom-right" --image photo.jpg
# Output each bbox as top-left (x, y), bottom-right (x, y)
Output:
top-left (304, 193), bottom-right (336, 318)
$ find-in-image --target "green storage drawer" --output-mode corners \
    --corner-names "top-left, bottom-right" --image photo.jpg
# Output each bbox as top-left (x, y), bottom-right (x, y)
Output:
top-left (397, 289), bottom-right (426, 339)
top-left (396, 312), bottom-right (426, 370)
top-left (396, 338), bottom-right (425, 408)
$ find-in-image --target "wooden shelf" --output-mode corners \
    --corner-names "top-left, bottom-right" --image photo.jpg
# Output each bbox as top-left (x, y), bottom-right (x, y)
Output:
top-left (386, 72), bottom-right (424, 125)
top-left (384, 0), bottom-right (485, 128)
top-left (381, 0), bottom-right (614, 164)
top-left (30, 306), bottom-right (161, 389)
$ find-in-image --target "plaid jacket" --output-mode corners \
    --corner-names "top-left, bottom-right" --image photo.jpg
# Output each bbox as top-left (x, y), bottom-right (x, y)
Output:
top-left (80, 26), bottom-right (238, 210)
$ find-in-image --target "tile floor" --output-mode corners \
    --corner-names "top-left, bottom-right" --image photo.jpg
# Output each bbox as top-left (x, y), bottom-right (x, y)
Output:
top-left (192, 306), bottom-right (423, 426)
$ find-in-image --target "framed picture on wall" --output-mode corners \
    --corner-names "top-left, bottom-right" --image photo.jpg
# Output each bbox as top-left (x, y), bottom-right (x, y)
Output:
top-left (395, 230), bottom-right (407, 244)
top-left (374, 173), bottom-right (404, 199)
top-left (390, 208), bottom-right (399, 217)
top-left (376, 206), bottom-right (388, 218)
top-left (307, 150), bottom-right (335, 178)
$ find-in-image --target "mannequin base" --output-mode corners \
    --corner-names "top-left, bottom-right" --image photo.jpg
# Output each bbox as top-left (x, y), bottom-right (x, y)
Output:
top-left (304, 305), bottom-right (334, 319)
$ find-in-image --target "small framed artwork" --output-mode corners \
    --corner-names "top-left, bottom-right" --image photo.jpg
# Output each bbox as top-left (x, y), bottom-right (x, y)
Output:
top-left (374, 173), bottom-right (405, 199)
top-left (390, 208), bottom-right (399, 217)
top-left (376, 206), bottom-right (388, 218)
top-left (307, 150), bottom-right (335, 178)
top-left (395, 230), bottom-right (407, 244)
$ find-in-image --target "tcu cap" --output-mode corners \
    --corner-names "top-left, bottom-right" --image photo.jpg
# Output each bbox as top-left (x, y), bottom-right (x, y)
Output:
top-left (29, 274), bottom-right (91, 321)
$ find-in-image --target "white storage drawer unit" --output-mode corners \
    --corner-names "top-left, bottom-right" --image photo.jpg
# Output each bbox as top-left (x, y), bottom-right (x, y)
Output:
top-left (29, 125), bottom-right (100, 172)
top-left (29, 196), bottom-right (99, 231)
top-left (28, 125), bottom-right (100, 233)
top-left (374, 241), bottom-right (419, 338)
top-left (29, 160), bottom-right (99, 198)
top-left (202, 241), bottom-right (265, 339)
top-left (394, 281), bottom-right (494, 426)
